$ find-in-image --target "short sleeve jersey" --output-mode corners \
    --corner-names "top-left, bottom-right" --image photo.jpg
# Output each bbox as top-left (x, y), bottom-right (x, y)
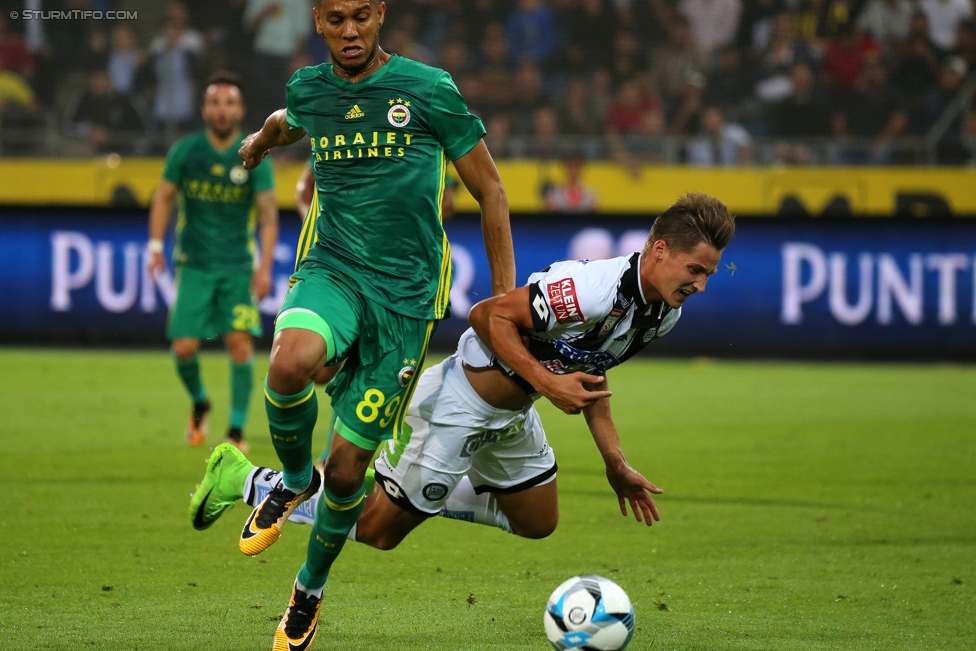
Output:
top-left (285, 55), bottom-right (486, 321)
top-left (458, 253), bottom-right (681, 393)
top-left (162, 131), bottom-right (275, 271)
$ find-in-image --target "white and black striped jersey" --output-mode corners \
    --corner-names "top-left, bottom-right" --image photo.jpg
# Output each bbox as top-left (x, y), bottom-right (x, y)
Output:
top-left (458, 253), bottom-right (680, 394)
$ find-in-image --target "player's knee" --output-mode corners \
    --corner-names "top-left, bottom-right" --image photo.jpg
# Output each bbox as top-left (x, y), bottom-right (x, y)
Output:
top-left (268, 351), bottom-right (315, 392)
top-left (172, 339), bottom-right (198, 359)
top-left (511, 511), bottom-right (558, 540)
top-left (358, 528), bottom-right (403, 551)
top-left (322, 464), bottom-right (364, 499)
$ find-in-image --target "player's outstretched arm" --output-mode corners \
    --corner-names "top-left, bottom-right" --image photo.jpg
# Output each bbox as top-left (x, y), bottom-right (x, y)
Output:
top-left (252, 189), bottom-right (279, 300)
top-left (453, 140), bottom-right (516, 296)
top-left (238, 109), bottom-right (305, 170)
top-left (147, 179), bottom-right (178, 282)
top-left (469, 288), bottom-right (612, 414)
top-left (582, 381), bottom-right (663, 527)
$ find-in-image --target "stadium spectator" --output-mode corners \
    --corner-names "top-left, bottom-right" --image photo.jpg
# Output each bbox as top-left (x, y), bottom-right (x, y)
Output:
top-left (857, 0), bottom-right (916, 47)
top-left (704, 46), bottom-right (756, 120)
top-left (187, 0), bottom-right (252, 74)
top-left (543, 150), bottom-right (598, 212)
top-left (510, 62), bottom-right (548, 134)
top-left (107, 25), bottom-right (144, 96)
top-left (609, 30), bottom-right (645, 87)
top-left (686, 105), bottom-right (754, 165)
top-left (795, 0), bottom-right (855, 45)
top-left (438, 39), bottom-right (471, 81)
top-left (146, 2), bottom-right (206, 129)
top-left (385, 13), bottom-right (435, 65)
top-left (526, 105), bottom-right (562, 158)
top-left (0, 14), bottom-right (35, 79)
top-left (65, 69), bottom-right (145, 154)
top-left (822, 23), bottom-right (882, 90)
top-left (668, 69), bottom-right (708, 136)
top-left (830, 56), bottom-right (909, 162)
top-left (606, 78), bottom-right (662, 135)
top-left (891, 12), bottom-right (944, 99)
top-left (471, 22), bottom-right (516, 119)
top-left (244, 0), bottom-right (311, 125)
top-left (558, 76), bottom-right (608, 137)
top-left (505, 0), bottom-right (560, 67)
top-left (560, 0), bottom-right (616, 72)
top-left (0, 54), bottom-right (36, 110)
top-left (953, 18), bottom-right (976, 68)
top-left (460, 0), bottom-right (512, 46)
top-left (650, 18), bottom-right (708, 104)
top-left (755, 12), bottom-right (821, 103)
top-left (770, 63), bottom-right (833, 138)
top-left (679, 0), bottom-right (743, 54)
top-left (920, 55), bottom-right (969, 133)
top-left (918, 0), bottom-right (974, 51)
top-left (769, 63), bottom-right (833, 163)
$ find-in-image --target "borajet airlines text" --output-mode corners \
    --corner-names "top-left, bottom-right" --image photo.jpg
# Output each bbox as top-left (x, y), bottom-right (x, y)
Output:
top-left (782, 243), bottom-right (976, 326)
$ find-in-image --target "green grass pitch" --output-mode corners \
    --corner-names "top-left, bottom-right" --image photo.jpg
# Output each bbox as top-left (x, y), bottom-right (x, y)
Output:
top-left (1, 349), bottom-right (974, 650)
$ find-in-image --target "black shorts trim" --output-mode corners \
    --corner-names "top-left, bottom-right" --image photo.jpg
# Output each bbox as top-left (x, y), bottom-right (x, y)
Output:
top-left (472, 462), bottom-right (558, 495)
top-left (374, 470), bottom-right (437, 518)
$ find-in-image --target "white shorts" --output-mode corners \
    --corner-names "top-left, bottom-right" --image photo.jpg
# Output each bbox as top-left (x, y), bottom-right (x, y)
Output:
top-left (374, 355), bottom-right (557, 515)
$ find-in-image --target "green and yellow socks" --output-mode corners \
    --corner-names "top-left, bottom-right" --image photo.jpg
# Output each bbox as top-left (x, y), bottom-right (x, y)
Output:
top-left (229, 360), bottom-right (254, 430)
top-left (297, 482), bottom-right (368, 591)
top-left (264, 379), bottom-right (318, 492)
top-left (175, 354), bottom-right (207, 405)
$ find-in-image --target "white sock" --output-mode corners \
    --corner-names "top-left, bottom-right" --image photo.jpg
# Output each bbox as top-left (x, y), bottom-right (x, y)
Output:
top-left (438, 476), bottom-right (512, 533)
top-left (248, 468), bottom-right (319, 526)
top-left (347, 523), bottom-right (358, 542)
top-left (296, 579), bottom-right (324, 599)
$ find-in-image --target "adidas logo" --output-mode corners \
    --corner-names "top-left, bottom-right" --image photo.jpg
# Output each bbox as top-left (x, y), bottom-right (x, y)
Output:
top-left (345, 104), bottom-right (365, 120)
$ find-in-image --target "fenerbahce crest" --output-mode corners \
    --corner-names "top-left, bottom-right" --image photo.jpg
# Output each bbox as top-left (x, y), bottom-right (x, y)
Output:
top-left (388, 103), bottom-right (411, 127)
top-left (397, 364), bottom-right (416, 387)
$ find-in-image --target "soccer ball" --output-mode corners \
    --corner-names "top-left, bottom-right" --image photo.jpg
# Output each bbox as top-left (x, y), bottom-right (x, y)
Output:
top-left (543, 575), bottom-right (635, 650)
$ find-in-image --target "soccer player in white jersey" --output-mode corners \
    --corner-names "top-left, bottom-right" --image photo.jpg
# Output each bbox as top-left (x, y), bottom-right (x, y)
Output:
top-left (191, 192), bottom-right (735, 549)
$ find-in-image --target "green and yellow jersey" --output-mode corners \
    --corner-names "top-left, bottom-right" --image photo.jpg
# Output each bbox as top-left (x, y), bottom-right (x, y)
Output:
top-left (294, 157), bottom-right (319, 278)
top-left (285, 55), bottom-right (486, 321)
top-left (162, 131), bottom-right (275, 272)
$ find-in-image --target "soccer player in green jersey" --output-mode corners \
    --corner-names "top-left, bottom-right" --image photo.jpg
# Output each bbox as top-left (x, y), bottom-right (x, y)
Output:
top-left (147, 72), bottom-right (279, 452)
top-left (236, 1), bottom-right (516, 648)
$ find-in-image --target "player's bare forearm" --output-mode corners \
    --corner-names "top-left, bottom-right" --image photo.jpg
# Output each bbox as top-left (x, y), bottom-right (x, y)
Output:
top-left (454, 141), bottom-right (516, 294)
top-left (255, 190), bottom-right (279, 272)
top-left (582, 385), bottom-right (625, 470)
top-left (147, 180), bottom-right (178, 280)
top-left (148, 180), bottom-right (178, 241)
top-left (469, 291), bottom-right (611, 413)
top-left (239, 109), bottom-right (305, 170)
top-left (584, 384), bottom-right (663, 525)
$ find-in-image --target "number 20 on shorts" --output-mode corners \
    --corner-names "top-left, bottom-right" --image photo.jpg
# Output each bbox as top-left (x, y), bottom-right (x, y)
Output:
top-left (356, 389), bottom-right (402, 428)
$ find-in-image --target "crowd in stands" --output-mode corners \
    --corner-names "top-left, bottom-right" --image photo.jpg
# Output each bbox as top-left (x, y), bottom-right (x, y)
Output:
top-left (0, 0), bottom-right (974, 164)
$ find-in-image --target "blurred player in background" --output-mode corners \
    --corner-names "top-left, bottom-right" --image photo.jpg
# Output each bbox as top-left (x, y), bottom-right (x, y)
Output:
top-left (147, 71), bottom-right (279, 452)
top-left (234, 1), bottom-right (515, 648)
top-left (191, 191), bottom-right (735, 566)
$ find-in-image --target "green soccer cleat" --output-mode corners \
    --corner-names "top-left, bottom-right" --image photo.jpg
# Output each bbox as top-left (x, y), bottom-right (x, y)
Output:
top-left (189, 443), bottom-right (255, 531)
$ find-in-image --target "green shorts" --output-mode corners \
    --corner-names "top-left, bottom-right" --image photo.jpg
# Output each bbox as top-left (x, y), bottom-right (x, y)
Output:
top-left (167, 265), bottom-right (262, 340)
top-left (275, 265), bottom-right (436, 451)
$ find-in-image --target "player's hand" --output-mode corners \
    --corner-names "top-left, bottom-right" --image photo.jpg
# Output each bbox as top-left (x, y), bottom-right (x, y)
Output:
top-left (252, 267), bottom-right (272, 300)
top-left (147, 251), bottom-right (166, 284)
top-left (606, 462), bottom-right (663, 526)
top-left (539, 372), bottom-right (612, 415)
top-left (239, 132), bottom-right (270, 170)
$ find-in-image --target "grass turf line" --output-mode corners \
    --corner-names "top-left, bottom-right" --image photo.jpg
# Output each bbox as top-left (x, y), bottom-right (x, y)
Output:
top-left (0, 349), bottom-right (973, 650)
